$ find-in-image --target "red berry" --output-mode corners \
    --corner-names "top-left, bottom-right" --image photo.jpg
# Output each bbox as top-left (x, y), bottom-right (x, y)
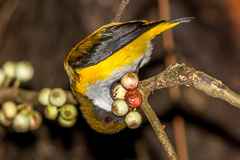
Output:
top-left (125, 90), bottom-right (142, 107)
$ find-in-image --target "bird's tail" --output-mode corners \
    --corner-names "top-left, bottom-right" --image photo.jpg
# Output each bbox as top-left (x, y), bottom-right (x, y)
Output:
top-left (168, 17), bottom-right (195, 24)
top-left (146, 17), bottom-right (194, 38)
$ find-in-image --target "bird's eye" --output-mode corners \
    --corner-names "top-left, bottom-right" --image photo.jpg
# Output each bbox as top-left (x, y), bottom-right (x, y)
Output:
top-left (104, 116), bottom-right (112, 123)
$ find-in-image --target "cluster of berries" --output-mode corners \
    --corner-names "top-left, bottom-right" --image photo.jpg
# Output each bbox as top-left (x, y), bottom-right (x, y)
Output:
top-left (111, 72), bottom-right (143, 129)
top-left (0, 61), bottom-right (34, 87)
top-left (0, 101), bottom-right (42, 132)
top-left (0, 61), bottom-right (41, 133)
top-left (38, 88), bottom-right (78, 127)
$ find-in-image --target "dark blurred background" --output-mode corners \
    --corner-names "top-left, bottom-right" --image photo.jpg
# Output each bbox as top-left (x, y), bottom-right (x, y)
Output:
top-left (0, 0), bottom-right (240, 159)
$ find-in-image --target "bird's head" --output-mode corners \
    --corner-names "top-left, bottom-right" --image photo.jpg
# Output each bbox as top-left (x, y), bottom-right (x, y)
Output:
top-left (76, 94), bottom-right (126, 134)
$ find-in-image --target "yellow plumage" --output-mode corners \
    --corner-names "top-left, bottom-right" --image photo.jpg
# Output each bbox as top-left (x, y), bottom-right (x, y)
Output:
top-left (73, 21), bottom-right (179, 95)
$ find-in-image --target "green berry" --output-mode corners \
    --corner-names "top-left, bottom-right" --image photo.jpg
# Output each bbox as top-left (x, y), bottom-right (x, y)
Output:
top-left (38, 88), bottom-right (52, 106)
top-left (58, 116), bottom-right (76, 128)
top-left (60, 104), bottom-right (78, 120)
top-left (12, 113), bottom-right (30, 133)
top-left (15, 61), bottom-right (34, 82)
top-left (111, 84), bottom-right (127, 100)
top-left (125, 111), bottom-right (142, 129)
top-left (2, 61), bottom-right (16, 79)
top-left (49, 88), bottom-right (67, 107)
top-left (112, 99), bottom-right (129, 116)
top-left (44, 105), bottom-right (58, 120)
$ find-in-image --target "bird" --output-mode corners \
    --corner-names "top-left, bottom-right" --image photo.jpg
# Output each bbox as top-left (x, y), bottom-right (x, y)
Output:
top-left (63, 17), bottom-right (193, 134)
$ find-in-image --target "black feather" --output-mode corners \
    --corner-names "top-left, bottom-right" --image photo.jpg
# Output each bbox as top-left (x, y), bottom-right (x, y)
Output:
top-left (71, 20), bottom-right (163, 69)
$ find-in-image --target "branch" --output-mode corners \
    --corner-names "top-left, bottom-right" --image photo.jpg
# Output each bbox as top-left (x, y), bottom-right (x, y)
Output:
top-left (112, 0), bottom-right (130, 22)
top-left (138, 63), bottom-right (240, 160)
top-left (138, 63), bottom-right (240, 108)
top-left (0, 87), bottom-right (78, 105)
top-left (140, 93), bottom-right (179, 160)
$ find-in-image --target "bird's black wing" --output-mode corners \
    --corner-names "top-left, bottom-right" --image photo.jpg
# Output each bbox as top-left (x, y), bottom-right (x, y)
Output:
top-left (67, 20), bottom-right (163, 69)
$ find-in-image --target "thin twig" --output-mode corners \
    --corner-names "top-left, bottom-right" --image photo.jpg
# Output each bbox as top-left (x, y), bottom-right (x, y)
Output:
top-left (3, 77), bottom-right (11, 88)
top-left (140, 94), bottom-right (179, 160)
top-left (13, 79), bottom-right (21, 88)
top-left (112, 0), bottom-right (130, 23)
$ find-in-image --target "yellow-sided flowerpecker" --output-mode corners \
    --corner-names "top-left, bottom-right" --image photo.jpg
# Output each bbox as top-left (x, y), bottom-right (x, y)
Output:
top-left (64, 17), bottom-right (193, 134)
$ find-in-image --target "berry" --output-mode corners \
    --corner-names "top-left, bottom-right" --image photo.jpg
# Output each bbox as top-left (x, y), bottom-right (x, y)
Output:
top-left (58, 116), bottom-right (76, 128)
top-left (125, 111), bottom-right (142, 129)
top-left (38, 88), bottom-right (52, 106)
top-left (29, 111), bottom-right (42, 130)
top-left (49, 88), bottom-right (67, 107)
top-left (12, 113), bottom-right (30, 133)
top-left (60, 104), bottom-right (78, 120)
top-left (15, 61), bottom-right (34, 82)
top-left (125, 89), bottom-right (142, 107)
top-left (121, 72), bottom-right (139, 90)
top-left (111, 84), bottom-right (127, 100)
top-left (2, 61), bottom-right (16, 79)
top-left (112, 99), bottom-right (129, 116)
top-left (44, 105), bottom-right (58, 120)
top-left (2, 101), bottom-right (17, 119)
